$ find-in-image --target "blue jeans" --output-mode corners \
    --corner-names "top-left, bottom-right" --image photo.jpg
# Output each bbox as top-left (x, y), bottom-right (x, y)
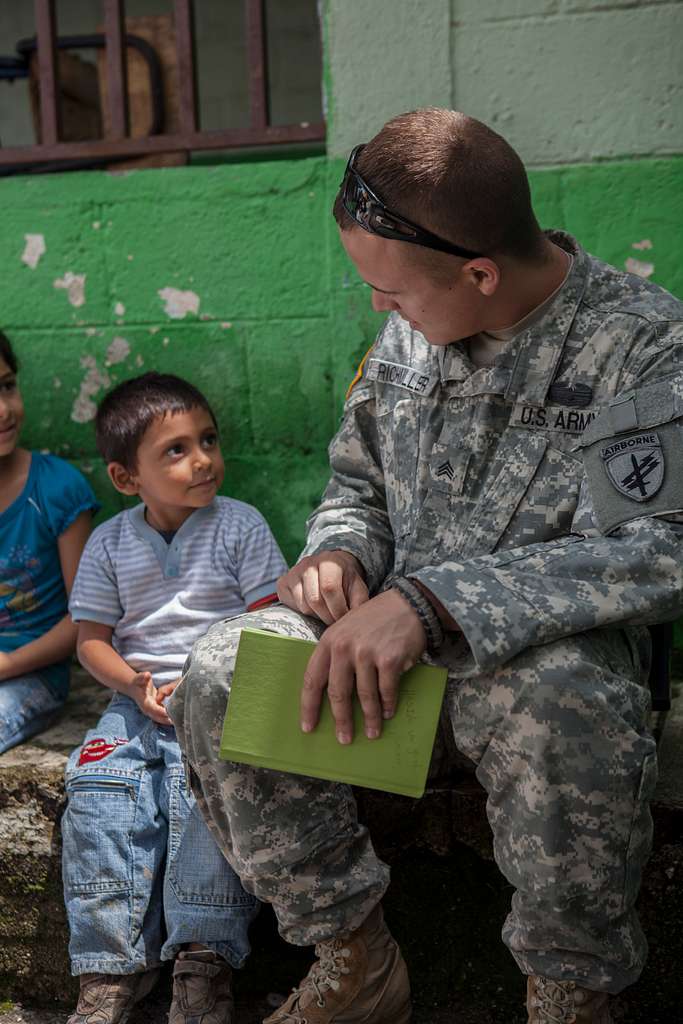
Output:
top-left (0, 672), bottom-right (65, 754)
top-left (62, 693), bottom-right (258, 976)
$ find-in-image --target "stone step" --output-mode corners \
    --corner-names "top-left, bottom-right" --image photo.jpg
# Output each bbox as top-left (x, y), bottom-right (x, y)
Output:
top-left (1, 669), bottom-right (681, 1022)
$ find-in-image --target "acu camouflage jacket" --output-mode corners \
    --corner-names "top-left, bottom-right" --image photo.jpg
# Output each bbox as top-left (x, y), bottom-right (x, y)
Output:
top-left (303, 232), bottom-right (683, 674)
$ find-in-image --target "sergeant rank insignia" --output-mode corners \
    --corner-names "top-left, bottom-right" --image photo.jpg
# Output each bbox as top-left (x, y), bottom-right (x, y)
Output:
top-left (601, 432), bottom-right (664, 501)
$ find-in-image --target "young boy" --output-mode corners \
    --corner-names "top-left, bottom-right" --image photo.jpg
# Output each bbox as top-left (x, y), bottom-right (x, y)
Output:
top-left (62, 372), bottom-right (287, 1024)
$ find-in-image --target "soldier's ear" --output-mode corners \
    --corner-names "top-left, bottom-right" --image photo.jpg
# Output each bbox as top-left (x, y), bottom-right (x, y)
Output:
top-left (464, 257), bottom-right (500, 296)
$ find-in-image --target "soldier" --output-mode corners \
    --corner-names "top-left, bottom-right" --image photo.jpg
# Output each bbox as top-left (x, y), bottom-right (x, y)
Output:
top-left (169, 109), bottom-right (683, 1024)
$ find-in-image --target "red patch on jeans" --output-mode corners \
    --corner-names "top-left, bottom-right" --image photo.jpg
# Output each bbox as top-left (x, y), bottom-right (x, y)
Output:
top-left (77, 737), bottom-right (127, 765)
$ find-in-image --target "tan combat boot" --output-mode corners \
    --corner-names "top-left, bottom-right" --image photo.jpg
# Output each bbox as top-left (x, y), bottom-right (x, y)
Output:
top-left (527, 976), bottom-right (612, 1023)
top-left (66, 969), bottom-right (159, 1024)
top-left (263, 904), bottom-right (411, 1024)
top-left (169, 950), bottom-right (234, 1024)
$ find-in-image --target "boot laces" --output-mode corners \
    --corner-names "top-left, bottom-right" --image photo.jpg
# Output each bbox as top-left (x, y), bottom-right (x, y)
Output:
top-left (532, 978), bottom-right (578, 1024)
top-left (275, 938), bottom-right (352, 1023)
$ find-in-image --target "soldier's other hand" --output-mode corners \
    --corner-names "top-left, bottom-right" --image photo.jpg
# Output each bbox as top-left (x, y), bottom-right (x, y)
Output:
top-left (277, 550), bottom-right (369, 625)
top-left (300, 589), bottom-right (427, 744)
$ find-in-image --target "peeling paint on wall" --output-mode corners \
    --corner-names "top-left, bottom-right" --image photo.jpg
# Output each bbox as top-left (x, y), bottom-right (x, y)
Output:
top-left (625, 256), bottom-right (655, 279)
top-left (71, 355), bottom-right (110, 423)
top-left (54, 272), bottom-right (86, 308)
top-left (632, 239), bottom-right (653, 251)
top-left (104, 336), bottom-right (131, 366)
top-left (114, 301), bottom-right (126, 317)
top-left (21, 233), bottom-right (46, 269)
top-left (158, 287), bottom-right (200, 319)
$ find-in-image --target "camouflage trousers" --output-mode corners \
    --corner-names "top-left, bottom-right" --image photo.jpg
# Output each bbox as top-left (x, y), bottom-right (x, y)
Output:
top-left (168, 606), bottom-right (657, 995)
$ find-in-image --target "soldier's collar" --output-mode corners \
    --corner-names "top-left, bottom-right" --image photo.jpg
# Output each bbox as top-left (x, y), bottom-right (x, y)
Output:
top-left (503, 231), bottom-right (589, 405)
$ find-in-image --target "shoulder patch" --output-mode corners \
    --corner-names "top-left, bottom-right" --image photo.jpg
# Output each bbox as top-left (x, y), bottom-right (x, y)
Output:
top-left (346, 345), bottom-right (374, 400)
top-left (601, 433), bottom-right (664, 501)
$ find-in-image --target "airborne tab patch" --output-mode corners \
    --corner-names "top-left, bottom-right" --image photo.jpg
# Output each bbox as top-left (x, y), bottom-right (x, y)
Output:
top-left (366, 358), bottom-right (436, 396)
top-left (601, 432), bottom-right (664, 502)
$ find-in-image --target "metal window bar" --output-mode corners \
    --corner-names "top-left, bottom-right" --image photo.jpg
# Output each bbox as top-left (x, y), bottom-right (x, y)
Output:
top-left (0, 0), bottom-right (325, 169)
top-left (103, 0), bottom-right (129, 139)
top-left (246, 0), bottom-right (268, 132)
top-left (34, 0), bottom-right (60, 145)
top-left (175, 0), bottom-right (198, 135)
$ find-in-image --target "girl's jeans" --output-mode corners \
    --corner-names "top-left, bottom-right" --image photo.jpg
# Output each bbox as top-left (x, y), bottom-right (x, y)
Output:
top-left (0, 672), bottom-right (65, 754)
top-left (61, 693), bottom-right (257, 975)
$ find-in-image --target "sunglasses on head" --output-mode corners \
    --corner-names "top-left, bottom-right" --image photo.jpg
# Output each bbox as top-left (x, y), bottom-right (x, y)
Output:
top-left (340, 144), bottom-right (482, 261)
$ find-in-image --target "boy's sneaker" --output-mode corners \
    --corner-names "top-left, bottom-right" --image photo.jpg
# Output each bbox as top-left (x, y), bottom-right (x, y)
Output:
top-left (169, 950), bottom-right (234, 1024)
top-left (67, 969), bottom-right (159, 1024)
top-left (527, 976), bottom-right (612, 1023)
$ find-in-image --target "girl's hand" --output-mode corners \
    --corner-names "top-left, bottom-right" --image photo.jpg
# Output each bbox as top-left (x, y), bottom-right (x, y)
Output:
top-left (130, 671), bottom-right (172, 726)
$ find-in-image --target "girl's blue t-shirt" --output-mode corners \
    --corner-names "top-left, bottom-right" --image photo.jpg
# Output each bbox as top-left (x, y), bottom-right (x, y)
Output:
top-left (0, 453), bottom-right (99, 698)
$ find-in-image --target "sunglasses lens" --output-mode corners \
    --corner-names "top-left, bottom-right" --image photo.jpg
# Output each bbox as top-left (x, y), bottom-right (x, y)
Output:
top-left (344, 174), bottom-right (370, 226)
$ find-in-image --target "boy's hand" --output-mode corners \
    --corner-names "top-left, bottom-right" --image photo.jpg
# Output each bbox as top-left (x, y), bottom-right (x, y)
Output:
top-left (130, 671), bottom-right (172, 726)
top-left (277, 550), bottom-right (369, 625)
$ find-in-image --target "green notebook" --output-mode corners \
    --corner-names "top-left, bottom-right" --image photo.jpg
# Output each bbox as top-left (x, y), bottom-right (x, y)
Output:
top-left (219, 627), bottom-right (448, 798)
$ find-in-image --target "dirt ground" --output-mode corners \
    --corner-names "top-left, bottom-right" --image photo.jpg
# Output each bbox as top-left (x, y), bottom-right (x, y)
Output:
top-left (1, 838), bottom-right (681, 1024)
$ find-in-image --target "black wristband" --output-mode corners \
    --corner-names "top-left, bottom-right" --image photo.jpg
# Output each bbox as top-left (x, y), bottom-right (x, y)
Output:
top-left (390, 576), bottom-right (445, 654)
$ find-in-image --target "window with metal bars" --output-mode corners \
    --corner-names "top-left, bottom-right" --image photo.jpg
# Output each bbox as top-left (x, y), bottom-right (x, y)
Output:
top-left (0, 0), bottom-right (325, 172)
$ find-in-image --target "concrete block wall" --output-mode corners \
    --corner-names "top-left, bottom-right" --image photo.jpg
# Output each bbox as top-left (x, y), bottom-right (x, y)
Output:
top-left (325, 0), bottom-right (683, 165)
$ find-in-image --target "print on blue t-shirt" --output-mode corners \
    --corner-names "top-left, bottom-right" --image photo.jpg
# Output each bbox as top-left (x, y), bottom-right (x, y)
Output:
top-left (0, 453), bottom-right (99, 698)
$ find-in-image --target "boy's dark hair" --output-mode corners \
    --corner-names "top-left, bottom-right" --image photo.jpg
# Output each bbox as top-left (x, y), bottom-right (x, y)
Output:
top-left (333, 107), bottom-right (546, 266)
top-left (0, 331), bottom-right (18, 373)
top-left (95, 372), bottom-right (217, 470)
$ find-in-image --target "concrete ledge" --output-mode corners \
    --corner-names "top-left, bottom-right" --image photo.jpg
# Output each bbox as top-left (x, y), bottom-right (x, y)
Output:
top-left (0, 671), bottom-right (109, 1006)
top-left (1, 671), bottom-right (682, 1020)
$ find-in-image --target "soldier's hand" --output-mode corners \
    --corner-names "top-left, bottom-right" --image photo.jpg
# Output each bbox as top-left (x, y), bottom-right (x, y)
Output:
top-left (300, 589), bottom-right (427, 744)
top-left (277, 550), bottom-right (369, 625)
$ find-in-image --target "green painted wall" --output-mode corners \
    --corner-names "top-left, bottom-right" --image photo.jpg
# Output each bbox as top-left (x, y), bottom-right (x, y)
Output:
top-left (2, 154), bottom-right (682, 564)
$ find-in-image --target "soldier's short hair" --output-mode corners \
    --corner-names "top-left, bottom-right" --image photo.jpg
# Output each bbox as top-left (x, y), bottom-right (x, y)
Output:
top-left (95, 371), bottom-right (217, 470)
top-left (333, 107), bottom-right (546, 268)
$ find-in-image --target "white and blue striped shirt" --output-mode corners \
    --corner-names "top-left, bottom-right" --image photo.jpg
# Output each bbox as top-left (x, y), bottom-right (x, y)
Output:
top-left (69, 498), bottom-right (287, 685)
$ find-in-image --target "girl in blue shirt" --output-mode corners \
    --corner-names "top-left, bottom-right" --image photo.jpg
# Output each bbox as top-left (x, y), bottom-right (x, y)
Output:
top-left (0, 332), bottom-right (99, 753)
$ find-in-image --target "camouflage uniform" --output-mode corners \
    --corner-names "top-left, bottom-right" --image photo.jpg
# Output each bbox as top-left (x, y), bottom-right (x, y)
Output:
top-left (169, 231), bottom-right (683, 994)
